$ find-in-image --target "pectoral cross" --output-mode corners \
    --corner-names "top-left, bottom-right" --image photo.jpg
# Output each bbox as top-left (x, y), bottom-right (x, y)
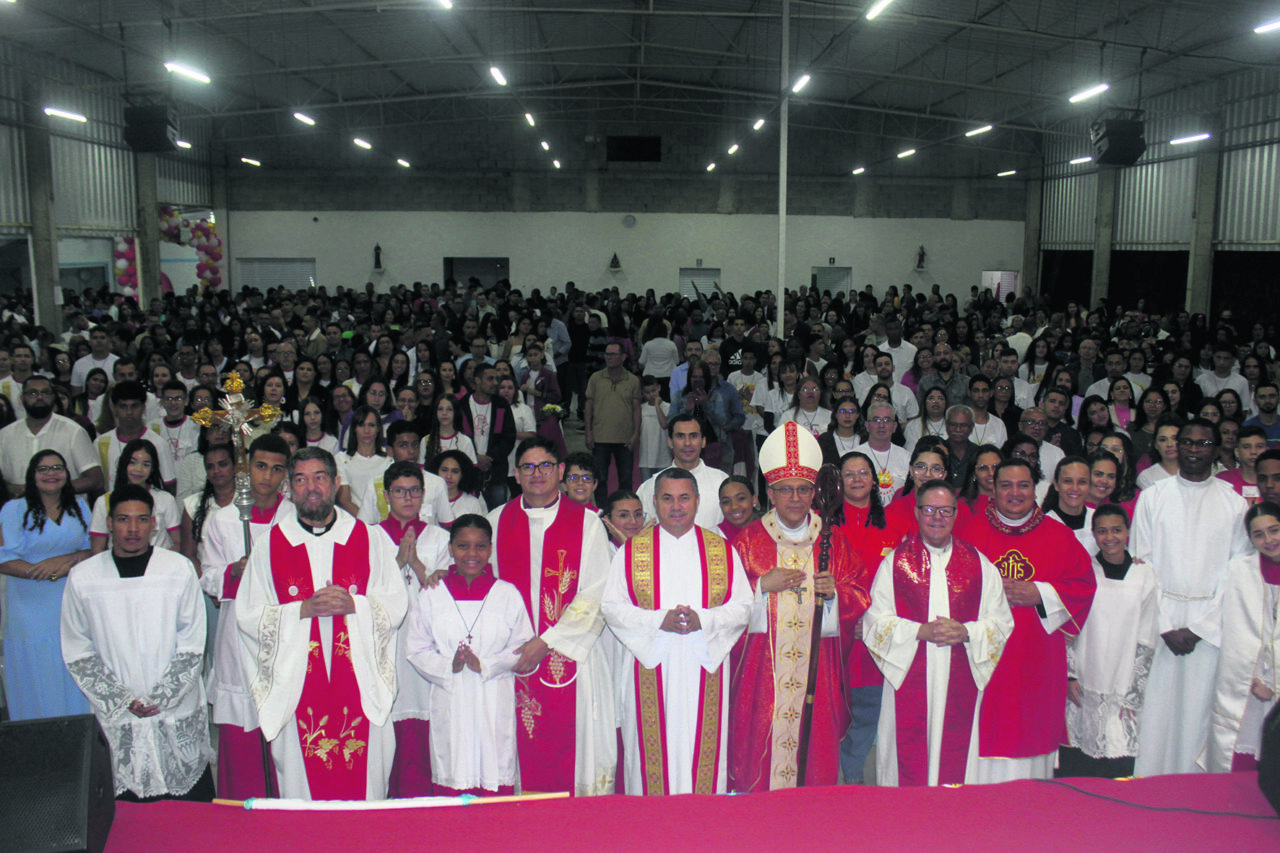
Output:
top-left (794, 586), bottom-right (806, 606)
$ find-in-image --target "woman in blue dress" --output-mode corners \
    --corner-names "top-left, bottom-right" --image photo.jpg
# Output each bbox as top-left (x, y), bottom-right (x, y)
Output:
top-left (0, 450), bottom-right (92, 719)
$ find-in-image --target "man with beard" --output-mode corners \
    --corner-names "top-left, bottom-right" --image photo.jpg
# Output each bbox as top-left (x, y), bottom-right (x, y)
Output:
top-left (917, 343), bottom-right (969, 407)
top-left (1244, 381), bottom-right (1280, 446)
top-left (237, 447), bottom-right (407, 799)
top-left (1131, 419), bottom-right (1251, 775)
top-left (0, 375), bottom-right (103, 497)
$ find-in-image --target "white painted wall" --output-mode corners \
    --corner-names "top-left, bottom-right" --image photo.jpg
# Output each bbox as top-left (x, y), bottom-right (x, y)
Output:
top-left (225, 211), bottom-right (1024, 300)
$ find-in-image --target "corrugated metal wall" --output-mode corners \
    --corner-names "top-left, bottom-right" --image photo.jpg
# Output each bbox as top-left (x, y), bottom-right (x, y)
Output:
top-left (0, 43), bottom-right (30, 236)
top-left (1113, 157), bottom-right (1196, 248)
top-left (1218, 70), bottom-right (1280, 249)
top-left (1040, 173), bottom-right (1097, 248)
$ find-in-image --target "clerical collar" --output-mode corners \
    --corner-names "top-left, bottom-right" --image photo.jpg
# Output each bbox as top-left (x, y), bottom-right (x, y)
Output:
top-left (299, 515), bottom-right (338, 536)
top-left (994, 508), bottom-right (1032, 527)
top-left (113, 547), bottom-right (154, 579)
top-left (1054, 507), bottom-right (1087, 531)
top-left (777, 515), bottom-right (810, 540)
top-left (1096, 552), bottom-right (1133, 581)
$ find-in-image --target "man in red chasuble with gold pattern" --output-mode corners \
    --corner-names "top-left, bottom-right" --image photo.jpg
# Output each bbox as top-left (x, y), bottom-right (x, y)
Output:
top-left (728, 421), bottom-right (870, 791)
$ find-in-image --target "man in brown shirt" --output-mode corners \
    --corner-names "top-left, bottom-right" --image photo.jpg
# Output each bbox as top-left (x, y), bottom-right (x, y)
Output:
top-left (585, 341), bottom-right (642, 505)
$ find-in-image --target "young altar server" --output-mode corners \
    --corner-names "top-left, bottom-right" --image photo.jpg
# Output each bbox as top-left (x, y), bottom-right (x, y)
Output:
top-left (602, 468), bottom-right (753, 794)
top-left (1059, 504), bottom-right (1160, 778)
top-left (405, 514), bottom-right (533, 796)
top-left (1204, 502), bottom-right (1280, 772)
top-left (61, 484), bottom-right (214, 799)
top-left (864, 480), bottom-right (1013, 786)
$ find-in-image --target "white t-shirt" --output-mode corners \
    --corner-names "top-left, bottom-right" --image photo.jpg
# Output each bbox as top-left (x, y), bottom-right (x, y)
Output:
top-left (639, 401), bottom-right (673, 470)
top-left (71, 352), bottom-right (118, 389)
top-left (89, 488), bottom-right (181, 550)
top-left (0, 414), bottom-right (100, 488)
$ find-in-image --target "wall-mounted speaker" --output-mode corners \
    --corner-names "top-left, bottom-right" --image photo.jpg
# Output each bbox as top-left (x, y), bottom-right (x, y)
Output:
top-left (123, 105), bottom-right (179, 153)
top-left (1090, 119), bottom-right (1146, 167)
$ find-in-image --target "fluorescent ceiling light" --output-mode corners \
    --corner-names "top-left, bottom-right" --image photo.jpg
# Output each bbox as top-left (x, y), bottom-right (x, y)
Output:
top-left (791, 74), bottom-right (811, 94)
top-left (997, 170), bottom-right (1017, 177)
top-left (865, 0), bottom-right (896, 20)
top-left (540, 140), bottom-right (550, 150)
top-left (851, 167), bottom-right (866, 175)
top-left (1170, 132), bottom-right (1211, 145)
top-left (553, 159), bottom-right (561, 169)
top-left (707, 163), bottom-right (717, 172)
top-left (397, 158), bottom-right (411, 168)
top-left (897, 148), bottom-right (916, 158)
top-left (164, 61), bottom-right (211, 84)
top-left (489, 66), bottom-right (507, 86)
top-left (43, 107), bottom-right (87, 122)
top-left (353, 138), bottom-right (372, 150)
top-left (176, 139), bottom-right (192, 149)
top-left (965, 125), bottom-right (994, 137)
top-left (1070, 156), bottom-right (1093, 165)
top-left (753, 118), bottom-right (765, 131)
top-left (293, 112), bottom-right (316, 126)
top-left (727, 144), bottom-right (739, 155)
top-left (525, 113), bottom-right (535, 127)
top-left (241, 157), bottom-right (261, 166)
top-left (437, 0), bottom-right (453, 8)
top-left (1255, 19), bottom-right (1280, 34)
top-left (1068, 83), bottom-right (1109, 103)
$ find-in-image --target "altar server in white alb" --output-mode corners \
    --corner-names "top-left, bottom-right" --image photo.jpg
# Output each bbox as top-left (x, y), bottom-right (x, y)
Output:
top-left (864, 480), bottom-right (1013, 787)
top-left (406, 514), bottom-right (533, 795)
top-left (603, 468), bottom-right (752, 795)
top-left (1204, 502), bottom-right (1280, 773)
top-left (61, 484), bottom-right (214, 800)
top-left (237, 447), bottom-right (407, 800)
top-left (199, 435), bottom-right (293, 799)
top-left (1130, 419), bottom-right (1250, 776)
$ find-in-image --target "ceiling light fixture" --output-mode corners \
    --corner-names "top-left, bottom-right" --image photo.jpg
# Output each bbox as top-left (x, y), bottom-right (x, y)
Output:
top-left (43, 107), bottom-right (87, 122)
top-left (1255, 18), bottom-right (1280, 34)
top-left (1068, 83), bottom-right (1110, 103)
top-left (241, 157), bottom-right (261, 166)
top-left (293, 112), bottom-right (316, 126)
top-left (525, 113), bottom-right (536, 127)
top-left (437, 0), bottom-right (453, 8)
top-left (897, 148), bottom-right (916, 159)
top-left (727, 144), bottom-right (739, 155)
top-left (553, 159), bottom-right (561, 169)
top-left (997, 170), bottom-right (1017, 177)
top-left (1170, 132), bottom-right (1211, 145)
top-left (353, 138), bottom-right (372, 149)
top-left (965, 125), bottom-right (994, 137)
top-left (540, 141), bottom-right (550, 150)
top-left (851, 167), bottom-right (866, 175)
top-left (707, 162), bottom-right (717, 172)
top-left (791, 74), bottom-right (811, 94)
top-left (489, 66), bottom-right (508, 86)
top-left (753, 119), bottom-right (765, 131)
top-left (164, 61), bottom-right (211, 84)
top-left (397, 158), bottom-right (411, 168)
top-left (176, 140), bottom-right (192, 149)
top-left (865, 0), bottom-right (896, 20)
top-left (1070, 156), bottom-right (1094, 165)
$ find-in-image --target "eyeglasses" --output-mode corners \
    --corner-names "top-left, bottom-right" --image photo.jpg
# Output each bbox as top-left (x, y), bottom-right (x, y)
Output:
top-left (565, 473), bottom-right (595, 483)
top-left (162, 395), bottom-right (186, 403)
top-left (1178, 438), bottom-right (1216, 449)
top-left (23, 388), bottom-right (53, 398)
top-left (869, 416), bottom-right (895, 425)
top-left (1020, 419), bottom-right (1047, 428)
top-left (769, 484), bottom-right (815, 498)
top-left (389, 487), bottom-right (424, 498)
top-left (36, 464), bottom-right (66, 474)
top-left (917, 505), bottom-right (957, 518)
top-left (518, 461), bottom-right (559, 473)
top-left (842, 469), bottom-right (874, 480)
top-left (911, 463), bottom-right (948, 476)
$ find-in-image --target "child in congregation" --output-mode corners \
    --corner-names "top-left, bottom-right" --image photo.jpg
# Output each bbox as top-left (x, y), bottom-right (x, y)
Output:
top-left (562, 451), bottom-right (601, 512)
top-left (89, 438), bottom-right (183, 553)
top-left (1058, 504), bottom-right (1159, 778)
top-left (405, 515), bottom-right (534, 797)
top-left (638, 375), bottom-right (671, 481)
top-left (433, 449), bottom-right (487, 527)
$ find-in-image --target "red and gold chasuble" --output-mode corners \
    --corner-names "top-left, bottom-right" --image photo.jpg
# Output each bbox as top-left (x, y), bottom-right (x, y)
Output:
top-left (890, 534), bottom-right (983, 786)
top-left (497, 497), bottom-right (587, 792)
top-left (268, 523), bottom-right (372, 800)
top-left (625, 527), bottom-right (731, 795)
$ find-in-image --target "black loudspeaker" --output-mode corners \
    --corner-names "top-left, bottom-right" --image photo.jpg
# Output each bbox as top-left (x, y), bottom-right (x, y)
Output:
top-left (0, 715), bottom-right (115, 853)
top-left (1260, 701), bottom-right (1280, 817)
top-left (123, 105), bottom-right (179, 153)
top-left (1090, 119), bottom-right (1146, 166)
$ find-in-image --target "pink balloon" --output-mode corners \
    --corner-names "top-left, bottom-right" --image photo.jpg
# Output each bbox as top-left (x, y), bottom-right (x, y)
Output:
top-left (210, 275), bottom-right (222, 286)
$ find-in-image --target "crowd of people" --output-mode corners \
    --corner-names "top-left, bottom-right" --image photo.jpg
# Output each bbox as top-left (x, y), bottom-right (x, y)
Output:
top-left (0, 275), bottom-right (1276, 801)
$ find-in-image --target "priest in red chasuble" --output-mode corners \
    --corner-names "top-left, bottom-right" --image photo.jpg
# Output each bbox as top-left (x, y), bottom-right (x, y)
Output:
top-left (961, 457), bottom-right (1095, 782)
top-left (728, 421), bottom-right (871, 792)
top-left (237, 447), bottom-right (408, 800)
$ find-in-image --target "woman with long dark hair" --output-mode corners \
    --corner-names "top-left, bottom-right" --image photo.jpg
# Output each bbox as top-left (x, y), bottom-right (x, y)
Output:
top-left (0, 450), bottom-right (92, 719)
top-left (337, 405), bottom-right (393, 524)
top-left (89, 438), bottom-right (183, 554)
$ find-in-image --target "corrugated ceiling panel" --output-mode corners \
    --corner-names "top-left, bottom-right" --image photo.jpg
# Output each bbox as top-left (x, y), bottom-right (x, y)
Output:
top-left (158, 154), bottom-right (213, 208)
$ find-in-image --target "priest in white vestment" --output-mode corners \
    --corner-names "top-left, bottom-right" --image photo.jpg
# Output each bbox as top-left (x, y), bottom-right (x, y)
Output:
top-left (487, 436), bottom-right (616, 796)
top-left (1131, 420), bottom-right (1250, 776)
top-left (603, 469), bottom-right (752, 795)
top-left (237, 447), bottom-right (407, 800)
top-left (865, 480), bottom-right (1012, 786)
top-left (62, 484), bottom-right (214, 799)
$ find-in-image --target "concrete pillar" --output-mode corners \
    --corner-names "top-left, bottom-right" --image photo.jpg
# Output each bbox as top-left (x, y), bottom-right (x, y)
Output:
top-left (716, 174), bottom-right (736, 214)
top-left (1089, 167), bottom-right (1118, 310)
top-left (135, 152), bottom-right (160, 308)
top-left (211, 164), bottom-right (229, 292)
top-left (1021, 178), bottom-right (1043, 297)
top-left (23, 84), bottom-right (61, 331)
top-left (511, 172), bottom-right (531, 212)
top-left (950, 179), bottom-right (974, 221)
top-left (584, 170), bottom-right (600, 211)
top-left (1185, 149), bottom-right (1221, 316)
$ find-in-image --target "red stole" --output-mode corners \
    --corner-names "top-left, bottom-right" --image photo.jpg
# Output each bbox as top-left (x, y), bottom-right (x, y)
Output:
top-left (379, 515), bottom-right (426, 545)
top-left (497, 497), bottom-right (587, 793)
top-left (625, 527), bottom-right (731, 795)
top-left (891, 534), bottom-right (982, 786)
top-left (268, 522), bottom-right (372, 800)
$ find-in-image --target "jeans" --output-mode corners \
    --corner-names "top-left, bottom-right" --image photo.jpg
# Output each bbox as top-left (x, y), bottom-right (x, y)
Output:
top-left (840, 684), bottom-right (883, 784)
top-left (482, 479), bottom-right (509, 510)
top-left (593, 442), bottom-right (634, 506)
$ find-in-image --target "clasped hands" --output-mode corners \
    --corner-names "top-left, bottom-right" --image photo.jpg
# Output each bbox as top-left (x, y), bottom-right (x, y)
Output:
top-left (452, 643), bottom-right (482, 674)
top-left (300, 583), bottom-right (357, 618)
top-left (917, 617), bottom-right (969, 646)
top-left (660, 605), bottom-right (703, 635)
